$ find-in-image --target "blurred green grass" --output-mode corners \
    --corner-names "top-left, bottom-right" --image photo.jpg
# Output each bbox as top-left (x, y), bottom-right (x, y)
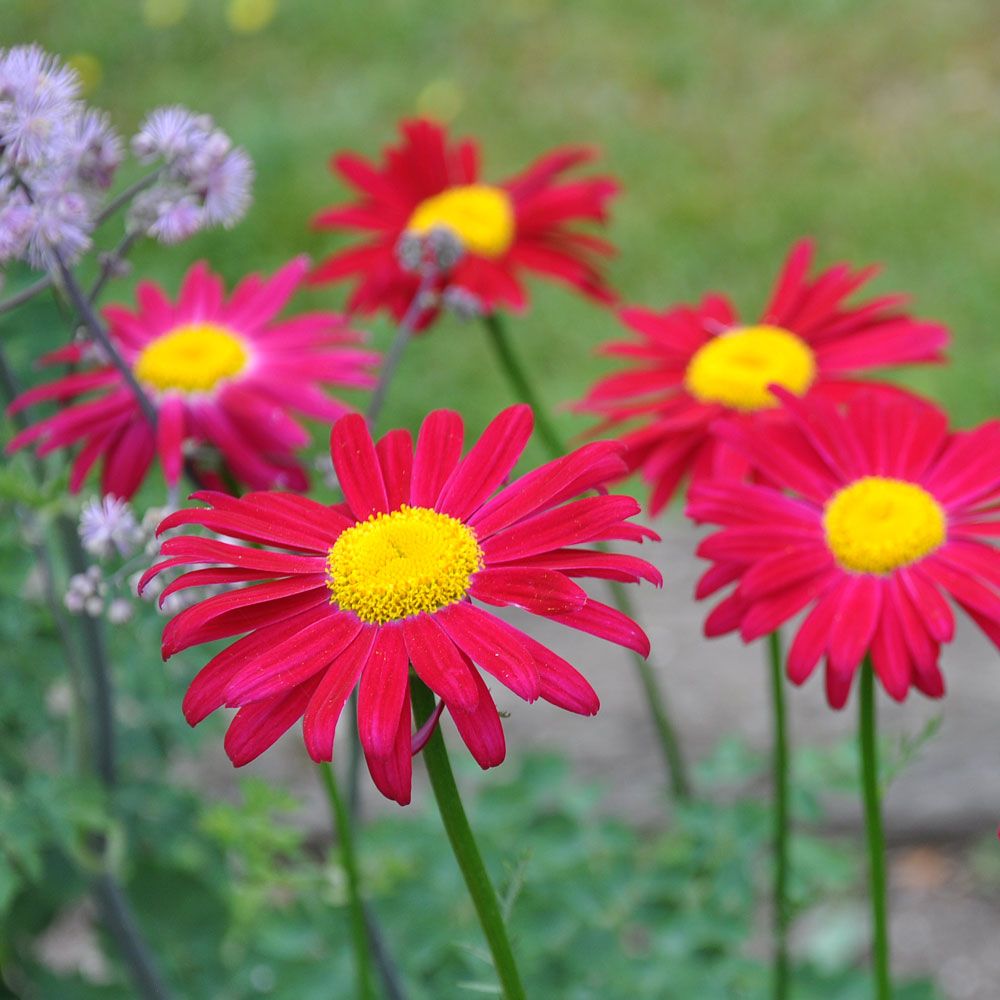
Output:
top-left (5, 0), bottom-right (999, 450)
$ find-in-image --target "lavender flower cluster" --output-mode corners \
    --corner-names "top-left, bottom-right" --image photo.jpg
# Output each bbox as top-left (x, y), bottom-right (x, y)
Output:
top-left (0, 45), bottom-right (122, 270)
top-left (128, 106), bottom-right (254, 243)
top-left (0, 45), bottom-right (254, 282)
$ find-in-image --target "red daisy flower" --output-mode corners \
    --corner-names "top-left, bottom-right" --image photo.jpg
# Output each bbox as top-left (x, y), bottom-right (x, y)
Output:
top-left (576, 239), bottom-right (949, 514)
top-left (686, 388), bottom-right (1000, 708)
top-left (7, 258), bottom-right (378, 498)
top-left (309, 118), bottom-right (618, 323)
top-left (140, 404), bottom-right (660, 805)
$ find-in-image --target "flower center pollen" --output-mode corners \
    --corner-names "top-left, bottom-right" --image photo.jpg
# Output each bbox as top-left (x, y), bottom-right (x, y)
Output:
top-left (406, 185), bottom-right (515, 259)
top-left (823, 476), bottom-right (946, 574)
top-left (327, 505), bottom-right (483, 624)
top-left (685, 325), bottom-right (817, 411)
top-left (134, 323), bottom-right (249, 394)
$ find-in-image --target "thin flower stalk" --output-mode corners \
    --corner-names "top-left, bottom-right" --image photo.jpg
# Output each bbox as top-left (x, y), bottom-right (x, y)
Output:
top-left (0, 338), bottom-right (172, 998)
top-left (478, 310), bottom-right (690, 798)
top-left (768, 630), bottom-right (790, 1000)
top-left (859, 658), bottom-right (891, 999)
top-left (317, 763), bottom-right (377, 1000)
top-left (411, 677), bottom-right (526, 1000)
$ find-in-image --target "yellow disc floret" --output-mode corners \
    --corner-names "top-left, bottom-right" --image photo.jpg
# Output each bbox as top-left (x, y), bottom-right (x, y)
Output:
top-left (327, 505), bottom-right (483, 624)
top-left (134, 323), bottom-right (250, 394)
top-left (684, 325), bottom-right (817, 412)
top-left (406, 184), bottom-right (515, 259)
top-left (823, 476), bottom-right (946, 575)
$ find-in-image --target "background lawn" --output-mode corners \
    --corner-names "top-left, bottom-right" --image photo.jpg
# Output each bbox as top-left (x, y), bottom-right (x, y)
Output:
top-left (5, 0), bottom-right (999, 450)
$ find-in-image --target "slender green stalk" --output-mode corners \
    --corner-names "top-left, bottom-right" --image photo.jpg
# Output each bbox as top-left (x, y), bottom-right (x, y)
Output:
top-left (365, 262), bottom-right (438, 431)
top-left (479, 311), bottom-right (691, 799)
top-left (1, 314), bottom-right (172, 999)
top-left (0, 274), bottom-right (52, 317)
top-left (767, 631), bottom-right (790, 1000)
top-left (609, 580), bottom-right (690, 799)
top-left (411, 678), bottom-right (526, 1000)
top-left (859, 658), bottom-right (891, 999)
top-left (482, 312), bottom-right (565, 459)
top-left (317, 763), bottom-right (376, 1000)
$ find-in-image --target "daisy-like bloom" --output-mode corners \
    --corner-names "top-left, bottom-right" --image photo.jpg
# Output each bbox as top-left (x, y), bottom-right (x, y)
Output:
top-left (577, 239), bottom-right (949, 514)
top-left (7, 257), bottom-right (378, 498)
top-left (140, 404), bottom-right (660, 805)
top-left (309, 118), bottom-right (618, 323)
top-left (686, 388), bottom-right (1000, 708)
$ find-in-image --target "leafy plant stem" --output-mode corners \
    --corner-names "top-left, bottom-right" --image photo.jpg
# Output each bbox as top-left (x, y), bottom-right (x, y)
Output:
top-left (0, 320), bottom-right (172, 999)
top-left (479, 310), bottom-right (690, 799)
top-left (411, 677), bottom-right (526, 1000)
top-left (768, 630), bottom-right (790, 1000)
top-left (860, 656), bottom-right (891, 999)
top-left (318, 763), bottom-right (377, 1000)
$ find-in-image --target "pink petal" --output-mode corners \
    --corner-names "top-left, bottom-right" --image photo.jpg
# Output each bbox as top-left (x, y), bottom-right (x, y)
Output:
top-left (469, 567), bottom-right (587, 615)
top-left (330, 413), bottom-right (389, 519)
top-left (402, 613), bottom-right (480, 712)
top-left (446, 664), bottom-right (506, 769)
top-left (411, 409), bottom-right (464, 507)
top-left (357, 625), bottom-right (410, 759)
top-left (436, 404), bottom-right (533, 520)
top-left (302, 627), bottom-right (377, 762)
top-left (376, 428), bottom-right (413, 511)
top-left (364, 679), bottom-right (413, 805)
top-left (434, 602), bottom-right (541, 701)
top-left (224, 675), bottom-right (322, 767)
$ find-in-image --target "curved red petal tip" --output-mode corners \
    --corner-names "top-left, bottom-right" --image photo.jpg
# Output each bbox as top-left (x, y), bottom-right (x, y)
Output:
top-left (411, 699), bottom-right (445, 757)
top-left (135, 562), bottom-right (165, 596)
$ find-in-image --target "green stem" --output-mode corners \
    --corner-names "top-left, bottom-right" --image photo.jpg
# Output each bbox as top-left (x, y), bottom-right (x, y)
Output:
top-left (480, 311), bottom-right (691, 800)
top-left (481, 312), bottom-right (565, 460)
top-left (859, 658), bottom-right (891, 999)
top-left (609, 580), bottom-right (690, 799)
top-left (318, 763), bottom-right (376, 1000)
top-left (768, 631), bottom-right (790, 1000)
top-left (0, 335), bottom-right (171, 997)
top-left (410, 679), bottom-right (526, 1000)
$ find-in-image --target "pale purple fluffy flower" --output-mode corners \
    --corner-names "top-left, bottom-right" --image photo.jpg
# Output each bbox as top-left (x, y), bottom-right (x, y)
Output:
top-left (69, 109), bottom-right (123, 190)
top-left (0, 181), bottom-right (32, 262)
top-left (79, 494), bottom-right (139, 559)
top-left (22, 180), bottom-right (93, 267)
top-left (200, 147), bottom-right (253, 227)
top-left (131, 185), bottom-right (203, 244)
top-left (128, 106), bottom-right (253, 242)
top-left (131, 106), bottom-right (209, 164)
top-left (0, 46), bottom-right (81, 168)
top-left (0, 45), bottom-right (80, 107)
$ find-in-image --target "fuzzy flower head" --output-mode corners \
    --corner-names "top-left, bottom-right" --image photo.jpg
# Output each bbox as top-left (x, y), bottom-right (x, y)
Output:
top-left (686, 389), bottom-right (1000, 708)
top-left (0, 46), bottom-right (123, 271)
top-left (140, 405), bottom-right (661, 805)
top-left (0, 45), bottom-right (81, 167)
top-left (7, 257), bottom-right (379, 498)
top-left (577, 240), bottom-right (950, 514)
top-left (79, 494), bottom-right (140, 559)
top-left (310, 118), bottom-right (618, 327)
top-left (129, 106), bottom-right (253, 240)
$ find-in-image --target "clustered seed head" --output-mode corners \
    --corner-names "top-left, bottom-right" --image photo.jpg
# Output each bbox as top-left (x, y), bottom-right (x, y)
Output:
top-left (65, 565), bottom-right (107, 617)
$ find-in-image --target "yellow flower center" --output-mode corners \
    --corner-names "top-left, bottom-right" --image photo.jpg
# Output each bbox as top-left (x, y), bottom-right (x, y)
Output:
top-left (327, 505), bottom-right (483, 624)
top-left (684, 325), bottom-right (817, 412)
top-left (406, 184), bottom-right (515, 259)
top-left (134, 323), bottom-right (250, 394)
top-left (823, 476), bottom-right (946, 574)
